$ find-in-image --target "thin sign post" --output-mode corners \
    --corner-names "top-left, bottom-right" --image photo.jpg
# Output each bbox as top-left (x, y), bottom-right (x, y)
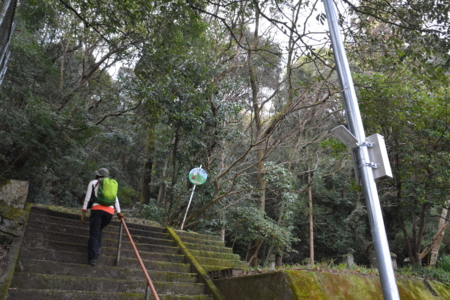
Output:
top-left (181, 166), bottom-right (208, 230)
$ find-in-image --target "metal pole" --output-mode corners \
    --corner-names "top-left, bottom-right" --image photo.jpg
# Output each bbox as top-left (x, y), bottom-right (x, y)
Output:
top-left (181, 185), bottom-right (196, 230)
top-left (116, 222), bottom-right (123, 267)
top-left (145, 285), bottom-right (150, 300)
top-left (322, 0), bottom-right (400, 299)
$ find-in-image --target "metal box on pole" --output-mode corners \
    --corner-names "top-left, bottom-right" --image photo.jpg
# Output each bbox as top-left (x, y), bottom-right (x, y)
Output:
top-left (366, 133), bottom-right (393, 180)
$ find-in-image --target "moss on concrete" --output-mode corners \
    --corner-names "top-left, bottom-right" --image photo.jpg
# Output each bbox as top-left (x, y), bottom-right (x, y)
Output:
top-left (0, 203), bottom-right (31, 300)
top-left (0, 178), bottom-right (11, 190)
top-left (427, 280), bottom-right (450, 299)
top-left (167, 227), bottom-right (225, 300)
top-left (284, 270), bottom-right (327, 299)
top-left (0, 205), bottom-right (28, 222)
top-left (214, 269), bottom-right (450, 300)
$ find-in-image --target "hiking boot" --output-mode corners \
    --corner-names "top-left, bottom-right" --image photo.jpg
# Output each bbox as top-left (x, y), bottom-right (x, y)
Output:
top-left (89, 259), bottom-right (97, 266)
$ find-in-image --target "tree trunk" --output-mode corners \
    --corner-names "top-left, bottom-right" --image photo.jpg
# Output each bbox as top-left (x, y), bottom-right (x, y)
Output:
top-left (414, 203), bottom-right (427, 265)
top-left (429, 205), bottom-right (448, 266)
top-left (140, 128), bottom-right (155, 205)
top-left (166, 129), bottom-right (180, 219)
top-left (246, 8), bottom-right (265, 268)
top-left (157, 147), bottom-right (172, 206)
top-left (400, 214), bottom-right (416, 265)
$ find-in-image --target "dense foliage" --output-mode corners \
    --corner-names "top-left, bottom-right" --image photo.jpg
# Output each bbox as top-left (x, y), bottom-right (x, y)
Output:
top-left (1, 0), bottom-right (450, 269)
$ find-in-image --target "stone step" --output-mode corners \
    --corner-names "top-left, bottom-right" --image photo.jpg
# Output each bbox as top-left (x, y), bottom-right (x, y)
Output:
top-left (190, 249), bottom-right (242, 260)
top-left (17, 259), bottom-right (199, 283)
top-left (174, 230), bottom-right (222, 243)
top-left (6, 289), bottom-right (214, 300)
top-left (30, 206), bottom-right (166, 233)
top-left (8, 205), bottom-right (245, 300)
top-left (23, 227), bottom-right (177, 249)
top-left (21, 240), bottom-right (185, 263)
top-left (10, 273), bottom-right (206, 295)
top-left (19, 248), bottom-right (192, 272)
top-left (194, 256), bottom-right (246, 268)
top-left (183, 241), bottom-right (233, 254)
top-left (28, 216), bottom-right (170, 240)
top-left (174, 235), bottom-right (224, 247)
top-left (23, 229), bottom-right (180, 255)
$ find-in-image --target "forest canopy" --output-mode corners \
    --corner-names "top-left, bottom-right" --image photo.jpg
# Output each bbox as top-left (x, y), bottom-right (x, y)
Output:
top-left (1, 0), bottom-right (450, 268)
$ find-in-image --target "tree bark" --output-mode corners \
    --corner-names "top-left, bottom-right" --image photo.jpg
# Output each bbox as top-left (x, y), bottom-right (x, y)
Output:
top-left (246, 6), bottom-right (266, 268)
top-left (400, 214), bottom-right (416, 265)
top-left (140, 127), bottom-right (155, 205)
top-left (428, 203), bottom-right (449, 266)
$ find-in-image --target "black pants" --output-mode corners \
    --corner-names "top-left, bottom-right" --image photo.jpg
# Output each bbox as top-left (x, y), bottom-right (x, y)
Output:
top-left (88, 209), bottom-right (113, 261)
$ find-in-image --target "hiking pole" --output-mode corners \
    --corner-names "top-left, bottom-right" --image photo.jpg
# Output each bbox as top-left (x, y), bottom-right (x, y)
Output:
top-left (181, 184), bottom-right (196, 230)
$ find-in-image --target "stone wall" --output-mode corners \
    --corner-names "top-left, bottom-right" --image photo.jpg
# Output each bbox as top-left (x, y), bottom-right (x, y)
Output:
top-left (0, 178), bottom-right (28, 210)
top-left (0, 179), bottom-right (31, 298)
top-left (214, 270), bottom-right (450, 300)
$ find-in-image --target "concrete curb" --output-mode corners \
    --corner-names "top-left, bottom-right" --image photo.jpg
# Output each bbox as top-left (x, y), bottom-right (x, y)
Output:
top-left (166, 227), bottom-right (226, 300)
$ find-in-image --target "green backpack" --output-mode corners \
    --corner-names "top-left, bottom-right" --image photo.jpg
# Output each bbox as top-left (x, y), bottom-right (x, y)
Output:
top-left (96, 178), bottom-right (118, 206)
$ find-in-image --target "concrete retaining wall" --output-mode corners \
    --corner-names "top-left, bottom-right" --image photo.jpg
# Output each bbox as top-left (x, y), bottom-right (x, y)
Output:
top-left (214, 270), bottom-right (450, 300)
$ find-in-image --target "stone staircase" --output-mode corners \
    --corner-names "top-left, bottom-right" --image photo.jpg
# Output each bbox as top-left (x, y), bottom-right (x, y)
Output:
top-left (5, 206), bottom-right (246, 300)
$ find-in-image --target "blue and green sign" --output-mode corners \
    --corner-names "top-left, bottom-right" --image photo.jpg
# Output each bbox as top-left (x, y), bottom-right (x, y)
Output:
top-left (189, 168), bottom-right (208, 185)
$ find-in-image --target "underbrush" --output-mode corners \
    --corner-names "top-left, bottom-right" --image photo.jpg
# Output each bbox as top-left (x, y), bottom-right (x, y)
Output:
top-left (396, 265), bottom-right (450, 284)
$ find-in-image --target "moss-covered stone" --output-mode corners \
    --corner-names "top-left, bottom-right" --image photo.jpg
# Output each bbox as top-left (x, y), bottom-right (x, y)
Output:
top-left (285, 270), bottom-right (327, 299)
top-left (214, 270), bottom-right (450, 300)
top-left (0, 203), bottom-right (31, 300)
top-left (0, 205), bottom-right (28, 242)
top-left (0, 178), bottom-right (11, 189)
top-left (166, 227), bottom-right (226, 300)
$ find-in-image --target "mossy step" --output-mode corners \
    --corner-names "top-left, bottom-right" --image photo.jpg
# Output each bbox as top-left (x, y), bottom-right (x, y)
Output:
top-left (189, 249), bottom-right (241, 260)
top-left (194, 257), bottom-right (246, 268)
top-left (21, 240), bottom-right (186, 263)
top-left (18, 259), bottom-right (199, 283)
top-left (183, 242), bottom-right (232, 254)
top-left (19, 248), bottom-right (192, 273)
top-left (27, 218), bottom-right (170, 240)
top-left (177, 235), bottom-right (226, 247)
top-left (10, 273), bottom-right (206, 295)
top-left (173, 230), bottom-right (222, 242)
top-left (200, 264), bottom-right (247, 273)
top-left (23, 227), bottom-right (177, 249)
top-left (6, 289), bottom-right (214, 300)
top-left (111, 221), bottom-right (167, 234)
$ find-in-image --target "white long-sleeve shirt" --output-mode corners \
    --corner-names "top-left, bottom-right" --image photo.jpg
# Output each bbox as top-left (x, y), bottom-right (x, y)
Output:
top-left (82, 179), bottom-right (121, 214)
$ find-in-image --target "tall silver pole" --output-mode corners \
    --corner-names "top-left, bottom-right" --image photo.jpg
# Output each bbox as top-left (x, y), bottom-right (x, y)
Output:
top-left (322, 0), bottom-right (400, 299)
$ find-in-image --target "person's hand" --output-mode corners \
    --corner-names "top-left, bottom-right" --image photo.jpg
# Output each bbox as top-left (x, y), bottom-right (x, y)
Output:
top-left (117, 212), bottom-right (125, 220)
top-left (81, 211), bottom-right (87, 223)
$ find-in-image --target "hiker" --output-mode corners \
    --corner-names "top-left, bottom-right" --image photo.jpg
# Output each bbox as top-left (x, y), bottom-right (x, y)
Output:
top-left (81, 167), bottom-right (124, 266)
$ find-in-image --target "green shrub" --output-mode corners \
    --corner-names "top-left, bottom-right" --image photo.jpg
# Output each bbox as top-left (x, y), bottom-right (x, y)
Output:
top-left (397, 265), bottom-right (450, 284)
top-left (437, 254), bottom-right (450, 272)
top-left (117, 186), bottom-right (136, 208)
top-left (140, 199), bottom-right (166, 224)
